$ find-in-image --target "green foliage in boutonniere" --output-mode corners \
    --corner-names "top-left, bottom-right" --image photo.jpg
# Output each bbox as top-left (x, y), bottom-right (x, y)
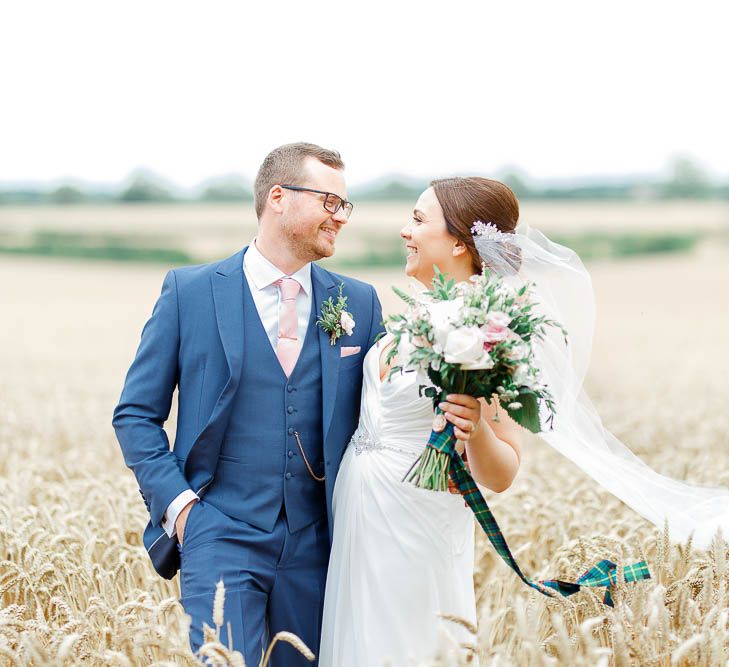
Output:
top-left (317, 283), bottom-right (356, 346)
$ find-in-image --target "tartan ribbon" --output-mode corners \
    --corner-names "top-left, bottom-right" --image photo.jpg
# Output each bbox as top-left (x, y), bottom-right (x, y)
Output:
top-left (425, 418), bottom-right (651, 607)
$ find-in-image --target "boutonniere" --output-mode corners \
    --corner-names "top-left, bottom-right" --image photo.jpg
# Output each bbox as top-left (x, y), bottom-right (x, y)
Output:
top-left (317, 283), bottom-right (355, 346)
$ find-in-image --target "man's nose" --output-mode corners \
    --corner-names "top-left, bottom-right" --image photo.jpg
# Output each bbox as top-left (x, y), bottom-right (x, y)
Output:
top-left (400, 224), bottom-right (410, 238)
top-left (331, 207), bottom-right (349, 225)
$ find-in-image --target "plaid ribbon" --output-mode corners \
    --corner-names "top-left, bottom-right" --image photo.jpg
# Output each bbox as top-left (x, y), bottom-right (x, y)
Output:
top-left (426, 418), bottom-right (651, 606)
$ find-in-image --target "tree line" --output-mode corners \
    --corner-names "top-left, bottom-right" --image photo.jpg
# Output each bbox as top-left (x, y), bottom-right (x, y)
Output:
top-left (1, 157), bottom-right (727, 205)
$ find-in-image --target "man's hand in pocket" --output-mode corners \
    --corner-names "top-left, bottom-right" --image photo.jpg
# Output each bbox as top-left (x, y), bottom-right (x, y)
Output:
top-left (176, 499), bottom-right (198, 546)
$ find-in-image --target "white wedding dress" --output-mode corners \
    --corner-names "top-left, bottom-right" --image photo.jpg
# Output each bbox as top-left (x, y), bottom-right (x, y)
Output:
top-left (319, 337), bottom-right (478, 667)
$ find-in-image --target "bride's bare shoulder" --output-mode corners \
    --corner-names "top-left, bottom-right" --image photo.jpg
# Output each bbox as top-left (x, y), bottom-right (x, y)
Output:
top-left (375, 331), bottom-right (394, 348)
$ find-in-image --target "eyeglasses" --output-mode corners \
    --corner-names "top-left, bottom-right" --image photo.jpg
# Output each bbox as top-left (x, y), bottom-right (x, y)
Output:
top-left (280, 185), bottom-right (354, 219)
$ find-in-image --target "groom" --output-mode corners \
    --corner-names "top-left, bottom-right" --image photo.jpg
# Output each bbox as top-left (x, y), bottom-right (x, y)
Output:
top-left (113, 142), bottom-right (383, 666)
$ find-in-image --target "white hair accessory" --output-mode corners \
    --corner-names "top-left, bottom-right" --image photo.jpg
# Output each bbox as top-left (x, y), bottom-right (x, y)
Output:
top-left (469, 220), bottom-right (521, 275)
top-left (471, 220), bottom-right (502, 239)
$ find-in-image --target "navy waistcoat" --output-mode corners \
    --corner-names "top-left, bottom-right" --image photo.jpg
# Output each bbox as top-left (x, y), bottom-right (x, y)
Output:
top-left (202, 274), bottom-right (326, 533)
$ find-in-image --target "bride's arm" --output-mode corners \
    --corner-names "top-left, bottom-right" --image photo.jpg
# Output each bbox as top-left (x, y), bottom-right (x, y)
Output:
top-left (439, 394), bottom-right (522, 493)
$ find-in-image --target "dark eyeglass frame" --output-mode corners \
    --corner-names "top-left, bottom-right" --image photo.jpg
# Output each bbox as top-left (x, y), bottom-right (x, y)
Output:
top-left (280, 185), bottom-right (354, 219)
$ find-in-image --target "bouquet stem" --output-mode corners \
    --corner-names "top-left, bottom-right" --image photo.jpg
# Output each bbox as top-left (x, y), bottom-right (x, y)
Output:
top-left (403, 407), bottom-right (456, 492)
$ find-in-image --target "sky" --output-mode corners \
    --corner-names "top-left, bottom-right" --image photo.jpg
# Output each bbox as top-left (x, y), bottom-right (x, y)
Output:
top-left (2, 0), bottom-right (728, 188)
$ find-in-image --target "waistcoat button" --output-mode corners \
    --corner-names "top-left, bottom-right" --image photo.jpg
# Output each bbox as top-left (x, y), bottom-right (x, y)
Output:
top-left (287, 406), bottom-right (294, 414)
top-left (286, 472), bottom-right (293, 480)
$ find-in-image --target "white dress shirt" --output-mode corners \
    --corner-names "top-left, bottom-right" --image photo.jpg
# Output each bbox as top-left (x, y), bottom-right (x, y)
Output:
top-left (161, 240), bottom-right (313, 538)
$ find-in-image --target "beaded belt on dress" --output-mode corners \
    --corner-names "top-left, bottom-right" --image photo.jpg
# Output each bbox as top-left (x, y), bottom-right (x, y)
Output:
top-left (350, 424), bottom-right (412, 457)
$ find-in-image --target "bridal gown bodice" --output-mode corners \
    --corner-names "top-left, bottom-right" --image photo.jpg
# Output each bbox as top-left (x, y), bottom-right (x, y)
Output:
top-left (319, 337), bottom-right (478, 667)
top-left (352, 336), bottom-right (438, 464)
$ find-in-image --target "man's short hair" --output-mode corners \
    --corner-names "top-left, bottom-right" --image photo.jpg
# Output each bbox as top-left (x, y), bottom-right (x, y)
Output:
top-left (254, 142), bottom-right (345, 218)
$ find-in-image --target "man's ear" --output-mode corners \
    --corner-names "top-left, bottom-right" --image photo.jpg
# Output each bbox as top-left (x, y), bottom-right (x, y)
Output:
top-left (268, 185), bottom-right (285, 214)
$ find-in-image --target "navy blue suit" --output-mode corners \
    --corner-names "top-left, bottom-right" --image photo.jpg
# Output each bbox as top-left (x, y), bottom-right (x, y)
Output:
top-left (113, 247), bottom-right (383, 664)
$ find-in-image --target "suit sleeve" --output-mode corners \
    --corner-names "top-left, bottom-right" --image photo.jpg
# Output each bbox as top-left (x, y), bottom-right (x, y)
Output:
top-left (112, 270), bottom-right (193, 527)
top-left (366, 285), bottom-right (385, 351)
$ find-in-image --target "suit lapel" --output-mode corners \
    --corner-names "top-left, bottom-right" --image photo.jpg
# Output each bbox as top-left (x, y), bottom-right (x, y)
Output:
top-left (311, 264), bottom-right (341, 443)
top-left (212, 248), bottom-right (246, 392)
top-left (186, 248), bottom-right (246, 483)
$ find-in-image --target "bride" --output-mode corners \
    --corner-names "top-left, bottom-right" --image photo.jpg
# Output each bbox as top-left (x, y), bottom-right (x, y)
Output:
top-left (319, 176), bottom-right (729, 666)
top-left (319, 178), bottom-right (525, 666)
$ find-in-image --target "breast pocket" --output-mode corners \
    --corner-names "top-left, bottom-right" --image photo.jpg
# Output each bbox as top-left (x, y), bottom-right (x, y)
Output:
top-left (340, 353), bottom-right (364, 371)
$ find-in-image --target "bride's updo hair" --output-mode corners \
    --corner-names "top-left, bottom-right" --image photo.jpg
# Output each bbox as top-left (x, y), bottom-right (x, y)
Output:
top-left (430, 177), bottom-right (520, 274)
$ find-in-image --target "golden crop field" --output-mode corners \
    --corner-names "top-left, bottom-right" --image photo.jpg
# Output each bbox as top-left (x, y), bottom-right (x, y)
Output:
top-left (2, 200), bottom-right (728, 264)
top-left (1, 217), bottom-right (729, 664)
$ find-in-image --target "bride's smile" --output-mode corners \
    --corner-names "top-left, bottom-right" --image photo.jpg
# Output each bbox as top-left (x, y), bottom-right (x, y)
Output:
top-left (400, 186), bottom-right (474, 286)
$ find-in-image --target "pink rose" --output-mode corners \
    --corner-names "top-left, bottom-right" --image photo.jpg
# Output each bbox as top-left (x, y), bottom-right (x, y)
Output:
top-left (486, 311), bottom-right (511, 328)
top-left (482, 325), bottom-right (508, 343)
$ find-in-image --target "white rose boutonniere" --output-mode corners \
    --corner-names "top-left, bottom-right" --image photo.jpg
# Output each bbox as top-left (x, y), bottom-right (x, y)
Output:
top-left (317, 283), bottom-right (355, 346)
top-left (340, 310), bottom-right (355, 336)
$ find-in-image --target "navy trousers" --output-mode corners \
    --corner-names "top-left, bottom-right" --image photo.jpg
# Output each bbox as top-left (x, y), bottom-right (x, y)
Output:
top-left (178, 499), bottom-right (329, 666)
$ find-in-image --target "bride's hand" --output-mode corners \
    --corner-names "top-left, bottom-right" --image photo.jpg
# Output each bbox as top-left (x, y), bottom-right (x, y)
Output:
top-left (439, 394), bottom-right (483, 444)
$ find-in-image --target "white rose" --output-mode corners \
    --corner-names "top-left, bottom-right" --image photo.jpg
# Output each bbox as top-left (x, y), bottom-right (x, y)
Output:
top-left (427, 298), bottom-right (464, 348)
top-left (443, 327), bottom-right (485, 367)
top-left (512, 363), bottom-right (533, 387)
top-left (461, 349), bottom-right (495, 371)
top-left (340, 311), bottom-right (355, 336)
top-left (506, 343), bottom-right (531, 361)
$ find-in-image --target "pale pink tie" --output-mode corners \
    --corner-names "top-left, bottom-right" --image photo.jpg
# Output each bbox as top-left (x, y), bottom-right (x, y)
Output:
top-left (275, 277), bottom-right (302, 377)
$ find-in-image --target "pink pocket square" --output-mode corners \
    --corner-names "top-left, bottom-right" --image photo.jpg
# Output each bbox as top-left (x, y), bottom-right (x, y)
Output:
top-left (340, 346), bottom-right (361, 358)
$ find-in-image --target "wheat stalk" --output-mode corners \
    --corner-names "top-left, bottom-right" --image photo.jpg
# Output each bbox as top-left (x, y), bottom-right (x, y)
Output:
top-left (260, 631), bottom-right (315, 666)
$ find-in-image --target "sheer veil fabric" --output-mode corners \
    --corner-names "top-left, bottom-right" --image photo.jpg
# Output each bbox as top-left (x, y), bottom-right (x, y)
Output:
top-left (474, 221), bottom-right (729, 548)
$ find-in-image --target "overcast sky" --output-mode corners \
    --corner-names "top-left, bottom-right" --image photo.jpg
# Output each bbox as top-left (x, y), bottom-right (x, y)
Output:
top-left (2, 0), bottom-right (727, 188)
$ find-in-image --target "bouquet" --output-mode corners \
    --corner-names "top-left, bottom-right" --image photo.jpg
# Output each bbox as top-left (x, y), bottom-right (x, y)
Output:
top-left (385, 265), bottom-right (567, 492)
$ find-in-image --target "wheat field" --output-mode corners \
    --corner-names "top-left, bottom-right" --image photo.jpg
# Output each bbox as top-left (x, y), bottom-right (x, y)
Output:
top-left (1, 238), bottom-right (729, 665)
top-left (2, 200), bottom-right (728, 264)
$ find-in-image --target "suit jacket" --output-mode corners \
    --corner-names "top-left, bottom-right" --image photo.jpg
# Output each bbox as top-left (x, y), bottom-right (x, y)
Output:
top-left (112, 247), bottom-right (384, 578)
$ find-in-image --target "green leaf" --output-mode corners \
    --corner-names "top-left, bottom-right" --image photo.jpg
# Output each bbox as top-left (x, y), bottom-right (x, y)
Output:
top-left (505, 391), bottom-right (541, 433)
top-left (392, 285), bottom-right (417, 307)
